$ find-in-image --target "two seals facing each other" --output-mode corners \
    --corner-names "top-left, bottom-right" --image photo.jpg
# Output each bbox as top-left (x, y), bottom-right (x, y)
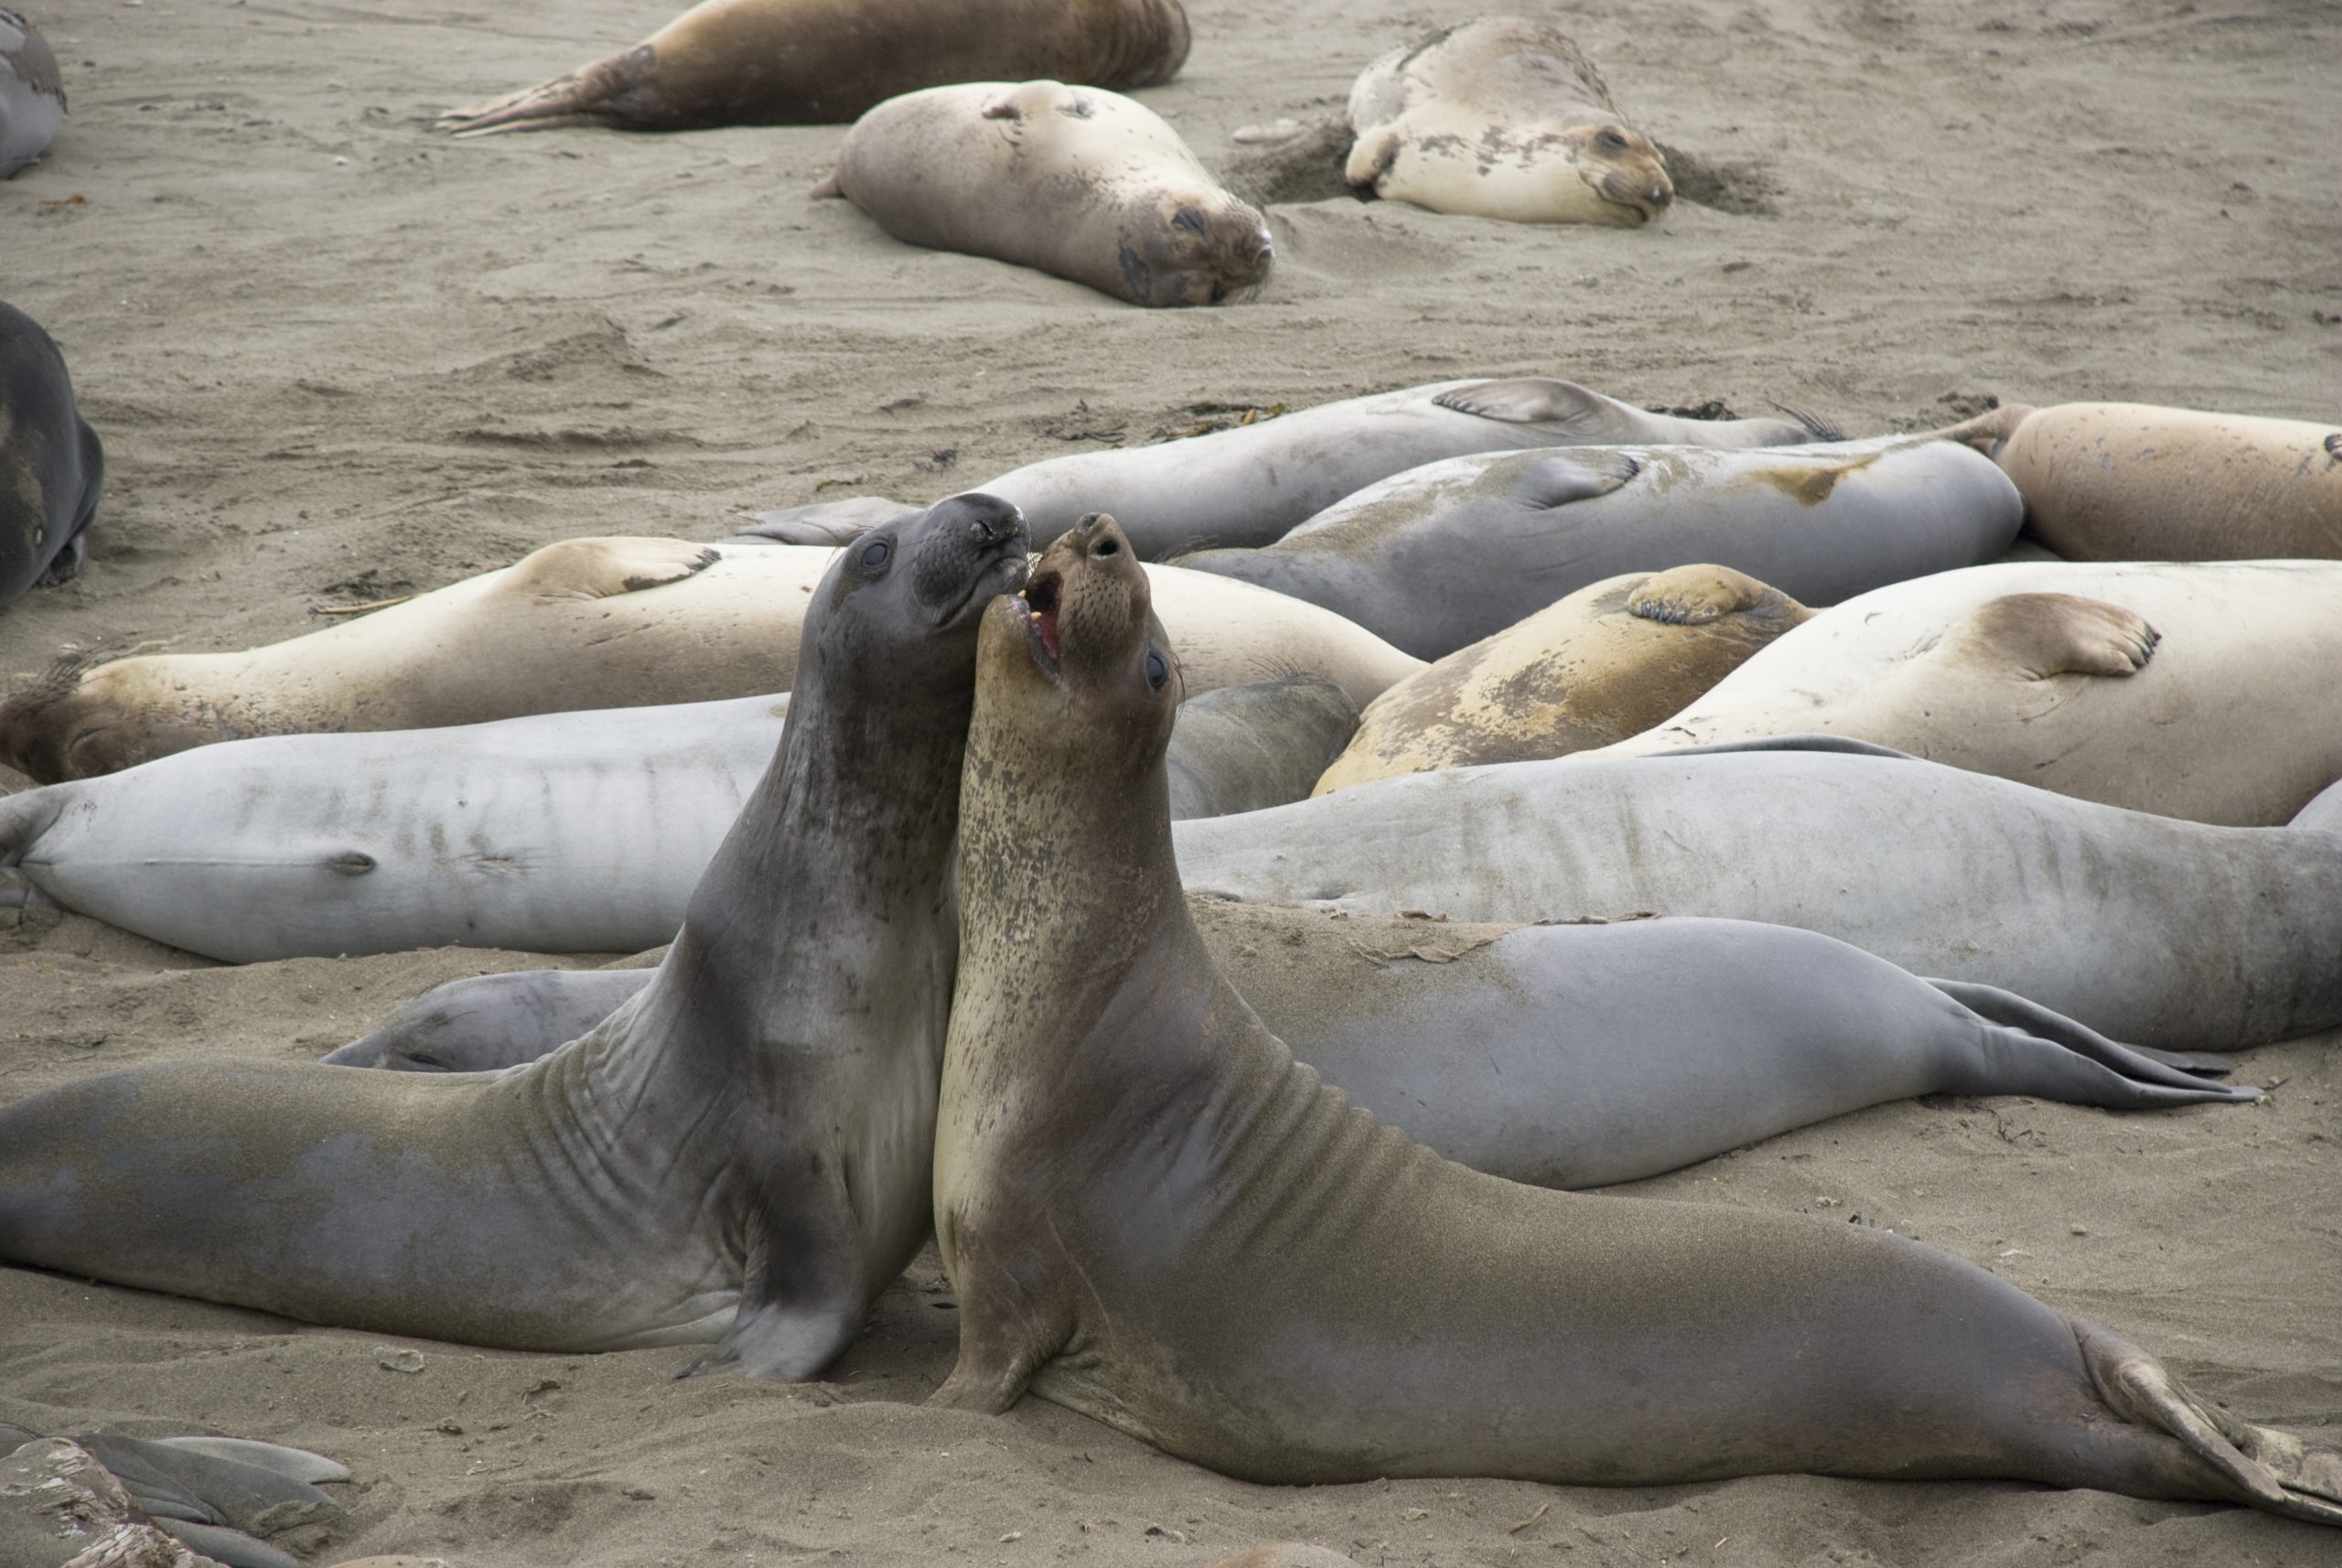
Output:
top-left (1347, 16), bottom-right (1672, 225)
top-left (814, 81), bottom-right (1272, 307)
top-left (0, 298), bottom-right (102, 607)
top-left (928, 513), bottom-right (2342, 1523)
top-left (0, 8), bottom-right (62, 177)
top-left (440, 0), bottom-right (1189, 134)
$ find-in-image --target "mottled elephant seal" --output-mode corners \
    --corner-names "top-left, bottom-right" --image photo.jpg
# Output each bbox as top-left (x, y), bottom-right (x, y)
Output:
top-left (1314, 563), bottom-right (1810, 793)
top-left (977, 377), bottom-right (1821, 554)
top-left (1588, 560), bottom-right (2342, 826)
top-left (0, 10), bottom-right (62, 178)
top-left (438, 0), bottom-right (1190, 134)
top-left (927, 515), bottom-right (2342, 1521)
top-left (1937, 401), bottom-right (2342, 561)
top-left (1176, 435), bottom-right (2020, 660)
top-left (0, 538), bottom-right (1415, 783)
top-left (1345, 16), bottom-right (1671, 225)
top-left (1176, 742), bottom-right (2342, 1052)
top-left (812, 81), bottom-right (1271, 307)
top-left (0, 299), bottom-right (102, 606)
top-left (0, 495), bottom-right (1030, 1373)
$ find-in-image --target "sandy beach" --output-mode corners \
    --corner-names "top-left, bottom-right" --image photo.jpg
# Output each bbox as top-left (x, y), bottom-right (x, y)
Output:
top-left (4, 0), bottom-right (2339, 1562)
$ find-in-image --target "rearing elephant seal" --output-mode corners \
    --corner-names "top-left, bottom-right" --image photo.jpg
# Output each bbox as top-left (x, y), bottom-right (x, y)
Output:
top-left (814, 81), bottom-right (1272, 307)
top-left (0, 494), bottom-right (1030, 1374)
top-left (928, 514), bottom-right (2342, 1522)
top-left (438, 0), bottom-right (1189, 134)
top-left (0, 299), bottom-right (103, 606)
top-left (1346, 16), bottom-right (1671, 225)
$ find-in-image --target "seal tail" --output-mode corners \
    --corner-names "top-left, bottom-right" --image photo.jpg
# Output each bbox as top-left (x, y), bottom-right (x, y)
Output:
top-left (1765, 400), bottom-right (1844, 443)
top-left (436, 45), bottom-right (656, 137)
top-left (0, 784), bottom-right (65, 914)
top-left (1927, 977), bottom-right (2256, 1105)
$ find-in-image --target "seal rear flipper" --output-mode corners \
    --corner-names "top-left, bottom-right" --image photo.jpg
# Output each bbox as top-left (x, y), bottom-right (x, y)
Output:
top-left (156, 1517), bottom-right (302, 1568)
top-left (437, 44), bottom-right (659, 136)
top-left (142, 1438), bottom-right (348, 1486)
top-left (0, 785), bottom-right (64, 909)
top-left (80, 1434), bottom-right (341, 1537)
top-left (1936, 592), bottom-right (2158, 680)
top-left (1923, 402), bottom-right (2037, 457)
top-left (1923, 978), bottom-right (2257, 1107)
top-left (36, 413), bottom-right (103, 587)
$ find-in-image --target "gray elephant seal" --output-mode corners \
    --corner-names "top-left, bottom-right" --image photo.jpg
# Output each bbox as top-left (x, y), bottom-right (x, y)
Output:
top-left (1165, 674), bottom-right (1357, 819)
top-left (2, 1423), bottom-right (348, 1568)
top-left (1587, 560), bottom-right (2342, 826)
top-left (1938, 401), bottom-right (2342, 561)
top-left (1177, 435), bottom-right (2021, 660)
top-left (438, 0), bottom-right (1189, 134)
top-left (1315, 564), bottom-right (1810, 792)
top-left (0, 10), bottom-right (62, 177)
top-left (1346, 16), bottom-right (1671, 225)
top-left (0, 299), bottom-right (102, 606)
top-left (927, 515), bottom-right (2342, 1521)
top-left (812, 81), bottom-right (1272, 308)
top-left (978, 377), bottom-right (1821, 555)
top-left (0, 494), bottom-right (1029, 1373)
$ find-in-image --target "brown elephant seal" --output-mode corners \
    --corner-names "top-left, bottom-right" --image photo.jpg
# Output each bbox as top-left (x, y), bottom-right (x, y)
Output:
top-left (1936, 401), bottom-right (2342, 560)
top-left (1314, 564), bottom-right (1810, 793)
top-left (1345, 16), bottom-right (1671, 225)
top-left (812, 81), bottom-right (1273, 307)
top-left (0, 495), bottom-right (1030, 1376)
top-left (927, 512), bottom-right (2342, 1522)
top-left (439, 0), bottom-right (1189, 134)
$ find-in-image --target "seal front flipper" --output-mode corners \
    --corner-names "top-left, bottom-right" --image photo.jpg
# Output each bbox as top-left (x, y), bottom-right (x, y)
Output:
top-left (1509, 450), bottom-right (1638, 510)
top-left (1935, 592), bottom-right (2159, 680)
top-left (500, 534), bottom-right (722, 599)
top-left (1434, 377), bottom-right (1626, 435)
top-left (682, 1160), bottom-right (879, 1381)
top-left (1626, 563), bottom-right (1783, 626)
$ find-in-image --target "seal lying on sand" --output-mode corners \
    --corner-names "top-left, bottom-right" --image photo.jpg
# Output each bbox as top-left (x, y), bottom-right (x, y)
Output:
top-left (928, 514), bottom-right (2342, 1521)
top-left (437, 0), bottom-right (1190, 134)
top-left (1346, 16), bottom-right (1671, 225)
top-left (1587, 560), bottom-right (2342, 827)
top-left (1176, 436), bottom-right (2020, 660)
top-left (1, 1424), bottom-right (347, 1568)
top-left (0, 10), bottom-right (62, 178)
top-left (0, 495), bottom-right (1027, 1372)
top-left (1178, 740), bottom-right (2342, 1053)
top-left (813, 81), bottom-right (1272, 308)
top-left (1314, 564), bottom-right (1810, 792)
top-left (0, 299), bottom-right (103, 606)
top-left (977, 377), bottom-right (1821, 555)
top-left (0, 674), bottom-right (1350, 961)
top-left (1937, 401), bottom-right (2342, 561)
top-left (0, 539), bottom-right (1416, 783)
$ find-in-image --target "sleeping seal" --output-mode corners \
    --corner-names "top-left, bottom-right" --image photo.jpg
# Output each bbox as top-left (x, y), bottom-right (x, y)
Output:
top-left (1588, 560), bottom-right (2342, 826)
top-left (0, 299), bottom-right (103, 605)
top-left (927, 514), bottom-right (2342, 1522)
top-left (976, 377), bottom-right (1820, 555)
top-left (1345, 16), bottom-right (1671, 225)
top-left (1938, 402), bottom-right (2342, 561)
top-left (1176, 436), bottom-right (2020, 660)
top-left (0, 541), bottom-right (1416, 782)
top-left (0, 9), bottom-right (62, 177)
top-left (438, 0), bottom-right (1190, 134)
top-left (1313, 564), bottom-right (1810, 792)
top-left (0, 494), bottom-right (1028, 1373)
top-left (812, 81), bottom-right (1272, 307)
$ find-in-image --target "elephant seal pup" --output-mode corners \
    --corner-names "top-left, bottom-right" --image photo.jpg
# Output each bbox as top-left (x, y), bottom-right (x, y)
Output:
top-left (1589, 560), bottom-right (2342, 827)
top-left (1176, 742), bottom-right (2342, 1052)
top-left (1178, 435), bottom-right (2022, 660)
top-left (0, 10), bottom-right (63, 177)
top-left (0, 299), bottom-right (103, 605)
top-left (812, 81), bottom-right (1272, 308)
top-left (928, 515), bottom-right (2342, 1520)
top-left (1938, 402), bottom-right (2342, 561)
top-left (0, 495), bottom-right (1030, 1373)
top-left (1314, 564), bottom-right (1810, 792)
top-left (438, 0), bottom-right (1189, 134)
top-left (0, 540), bottom-right (1413, 782)
top-left (978, 377), bottom-right (1821, 555)
top-left (1346, 16), bottom-right (1671, 225)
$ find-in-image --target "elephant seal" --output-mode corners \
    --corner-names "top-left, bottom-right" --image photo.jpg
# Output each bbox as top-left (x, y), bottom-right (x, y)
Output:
top-left (438, 0), bottom-right (1189, 134)
top-left (1165, 674), bottom-right (1357, 820)
top-left (1937, 402), bottom-right (2342, 561)
top-left (0, 299), bottom-right (103, 605)
top-left (811, 81), bottom-right (1272, 308)
top-left (1588, 560), bottom-right (2342, 827)
top-left (0, 494), bottom-right (1030, 1373)
top-left (0, 10), bottom-right (61, 177)
top-left (1345, 16), bottom-right (1671, 225)
top-left (1176, 741), bottom-right (2342, 1052)
top-left (927, 515), bottom-right (2342, 1522)
top-left (1, 1424), bottom-right (348, 1568)
top-left (0, 540), bottom-right (1415, 783)
top-left (1176, 435), bottom-right (2022, 660)
top-left (977, 377), bottom-right (1822, 555)
top-left (1314, 564), bottom-right (1810, 792)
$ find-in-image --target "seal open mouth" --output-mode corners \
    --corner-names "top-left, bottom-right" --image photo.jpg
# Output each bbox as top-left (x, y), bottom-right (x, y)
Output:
top-left (1022, 570), bottom-right (1064, 674)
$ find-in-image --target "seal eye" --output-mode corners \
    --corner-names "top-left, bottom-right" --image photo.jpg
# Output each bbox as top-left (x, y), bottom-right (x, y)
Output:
top-left (859, 539), bottom-right (892, 571)
top-left (1144, 649), bottom-right (1168, 691)
top-left (1173, 206), bottom-right (1206, 234)
top-left (1596, 128), bottom-right (1629, 152)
